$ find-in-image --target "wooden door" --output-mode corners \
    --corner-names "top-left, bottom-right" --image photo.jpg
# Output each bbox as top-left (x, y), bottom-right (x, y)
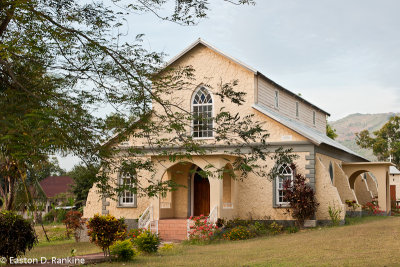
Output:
top-left (390, 185), bottom-right (396, 201)
top-left (193, 173), bottom-right (210, 216)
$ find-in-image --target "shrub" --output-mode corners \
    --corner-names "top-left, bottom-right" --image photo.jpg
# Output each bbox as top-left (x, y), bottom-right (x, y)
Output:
top-left (43, 211), bottom-right (56, 223)
top-left (64, 211), bottom-right (85, 242)
top-left (87, 214), bottom-right (127, 257)
top-left (133, 230), bottom-right (160, 253)
top-left (188, 215), bottom-right (218, 241)
top-left (362, 202), bottom-right (385, 215)
top-left (56, 209), bottom-right (67, 223)
top-left (128, 228), bottom-right (145, 241)
top-left (286, 226), bottom-right (299, 234)
top-left (0, 211), bottom-right (37, 261)
top-left (268, 222), bottom-right (283, 235)
top-left (249, 221), bottom-right (269, 236)
top-left (328, 205), bottom-right (342, 226)
top-left (110, 240), bottom-right (135, 261)
top-left (159, 243), bottom-right (174, 252)
top-left (223, 218), bottom-right (251, 229)
top-left (282, 167), bottom-right (319, 226)
top-left (223, 225), bottom-right (255, 241)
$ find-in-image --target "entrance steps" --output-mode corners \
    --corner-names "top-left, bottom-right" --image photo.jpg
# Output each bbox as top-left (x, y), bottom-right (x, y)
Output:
top-left (157, 219), bottom-right (188, 241)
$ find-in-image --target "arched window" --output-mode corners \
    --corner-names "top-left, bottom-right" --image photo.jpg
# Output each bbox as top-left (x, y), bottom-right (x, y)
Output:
top-left (192, 86), bottom-right (213, 138)
top-left (276, 164), bottom-right (294, 205)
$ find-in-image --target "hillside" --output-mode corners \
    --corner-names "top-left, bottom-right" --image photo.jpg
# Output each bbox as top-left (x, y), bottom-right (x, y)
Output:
top-left (330, 112), bottom-right (399, 161)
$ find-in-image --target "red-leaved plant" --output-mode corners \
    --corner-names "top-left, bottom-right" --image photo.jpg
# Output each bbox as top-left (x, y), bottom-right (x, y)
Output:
top-left (282, 166), bottom-right (319, 227)
top-left (363, 202), bottom-right (385, 215)
top-left (188, 215), bottom-right (218, 241)
top-left (63, 210), bottom-right (85, 242)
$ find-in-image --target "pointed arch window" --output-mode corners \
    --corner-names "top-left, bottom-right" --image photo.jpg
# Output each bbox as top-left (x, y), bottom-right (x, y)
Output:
top-left (275, 164), bottom-right (294, 205)
top-left (192, 87), bottom-right (213, 138)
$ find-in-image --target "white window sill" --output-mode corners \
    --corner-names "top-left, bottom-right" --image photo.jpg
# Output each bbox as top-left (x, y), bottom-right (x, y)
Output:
top-left (117, 204), bottom-right (137, 208)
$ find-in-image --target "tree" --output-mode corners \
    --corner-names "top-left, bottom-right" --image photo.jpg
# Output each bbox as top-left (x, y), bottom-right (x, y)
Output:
top-left (68, 164), bottom-right (99, 208)
top-left (356, 116), bottom-right (400, 169)
top-left (326, 123), bottom-right (338, 140)
top-left (0, 0), bottom-right (296, 208)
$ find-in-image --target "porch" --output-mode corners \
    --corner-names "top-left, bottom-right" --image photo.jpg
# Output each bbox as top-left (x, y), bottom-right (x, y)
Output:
top-left (140, 158), bottom-right (238, 240)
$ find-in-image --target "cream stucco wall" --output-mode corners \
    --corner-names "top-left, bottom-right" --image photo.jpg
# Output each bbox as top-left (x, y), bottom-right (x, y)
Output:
top-left (354, 175), bottom-right (373, 205)
top-left (315, 158), bottom-right (346, 221)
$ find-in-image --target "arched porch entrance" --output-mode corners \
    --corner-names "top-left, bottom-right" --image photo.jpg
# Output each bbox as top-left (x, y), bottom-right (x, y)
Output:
top-left (158, 162), bottom-right (212, 219)
top-left (342, 162), bottom-right (392, 214)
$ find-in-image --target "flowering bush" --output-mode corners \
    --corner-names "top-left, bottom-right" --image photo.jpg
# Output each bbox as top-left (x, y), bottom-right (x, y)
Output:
top-left (87, 214), bottom-right (127, 257)
top-left (223, 225), bottom-right (255, 241)
top-left (64, 211), bottom-right (85, 242)
top-left (363, 202), bottom-right (385, 215)
top-left (188, 215), bottom-right (218, 241)
top-left (128, 228), bottom-right (145, 241)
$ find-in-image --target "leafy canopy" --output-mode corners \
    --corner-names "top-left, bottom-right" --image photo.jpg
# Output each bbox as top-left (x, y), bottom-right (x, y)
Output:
top-left (356, 116), bottom-right (400, 168)
top-left (0, 0), bottom-right (297, 206)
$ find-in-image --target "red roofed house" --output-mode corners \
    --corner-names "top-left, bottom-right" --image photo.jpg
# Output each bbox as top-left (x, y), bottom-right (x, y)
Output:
top-left (39, 176), bottom-right (74, 213)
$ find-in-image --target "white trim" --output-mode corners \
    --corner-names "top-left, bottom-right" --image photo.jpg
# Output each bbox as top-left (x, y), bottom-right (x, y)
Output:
top-left (118, 173), bottom-right (137, 207)
top-left (275, 164), bottom-right (293, 206)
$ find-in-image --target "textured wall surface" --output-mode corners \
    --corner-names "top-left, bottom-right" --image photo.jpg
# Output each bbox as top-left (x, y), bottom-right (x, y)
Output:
top-left (315, 158), bottom-right (346, 221)
top-left (83, 184), bottom-right (103, 218)
top-left (333, 162), bottom-right (358, 204)
top-left (354, 175), bottom-right (373, 205)
top-left (366, 173), bottom-right (378, 198)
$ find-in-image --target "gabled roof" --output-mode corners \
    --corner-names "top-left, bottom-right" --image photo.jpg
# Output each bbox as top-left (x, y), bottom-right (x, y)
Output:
top-left (39, 176), bottom-right (74, 198)
top-left (166, 38), bottom-right (330, 116)
top-left (253, 104), bottom-right (367, 160)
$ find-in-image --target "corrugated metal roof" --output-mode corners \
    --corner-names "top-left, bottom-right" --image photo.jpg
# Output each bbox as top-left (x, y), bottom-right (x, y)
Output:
top-left (253, 104), bottom-right (367, 160)
top-left (390, 166), bottom-right (400, 174)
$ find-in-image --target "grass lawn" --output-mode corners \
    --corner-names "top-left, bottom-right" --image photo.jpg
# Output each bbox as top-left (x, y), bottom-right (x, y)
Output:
top-left (91, 216), bottom-right (400, 267)
top-left (22, 223), bottom-right (101, 259)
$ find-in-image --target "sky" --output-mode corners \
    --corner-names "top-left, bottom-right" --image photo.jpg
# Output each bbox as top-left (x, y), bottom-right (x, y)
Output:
top-left (58, 0), bottom-right (400, 171)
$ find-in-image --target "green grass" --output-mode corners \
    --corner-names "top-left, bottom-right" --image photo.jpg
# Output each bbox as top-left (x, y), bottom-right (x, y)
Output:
top-left (91, 216), bottom-right (400, 266)
top-left (25, 240), bottom-right (101, 259)
top-left (344, 215), bottom-right (389, 225)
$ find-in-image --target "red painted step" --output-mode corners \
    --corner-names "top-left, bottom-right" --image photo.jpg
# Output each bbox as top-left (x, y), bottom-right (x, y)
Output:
top-left (157, 219), bottom-right (188, 241)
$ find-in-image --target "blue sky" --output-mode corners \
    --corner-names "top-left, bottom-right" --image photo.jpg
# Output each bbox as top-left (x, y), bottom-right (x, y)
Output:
top-left (58, 0), bottom-right (400, 170)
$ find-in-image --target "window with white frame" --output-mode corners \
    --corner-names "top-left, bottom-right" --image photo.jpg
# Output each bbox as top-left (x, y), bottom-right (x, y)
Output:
top-left (274, 91), bottom-right (279, 109)
top-left (119, 174), bottom-right (136, 206)
top-left (276, 164), bottom-right (294, 205)
top-left (192, 86), bottom-right (213, 138)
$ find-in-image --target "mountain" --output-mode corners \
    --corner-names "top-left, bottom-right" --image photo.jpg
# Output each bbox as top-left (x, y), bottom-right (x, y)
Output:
top-left (330, 112), bottom-right (399, 161)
